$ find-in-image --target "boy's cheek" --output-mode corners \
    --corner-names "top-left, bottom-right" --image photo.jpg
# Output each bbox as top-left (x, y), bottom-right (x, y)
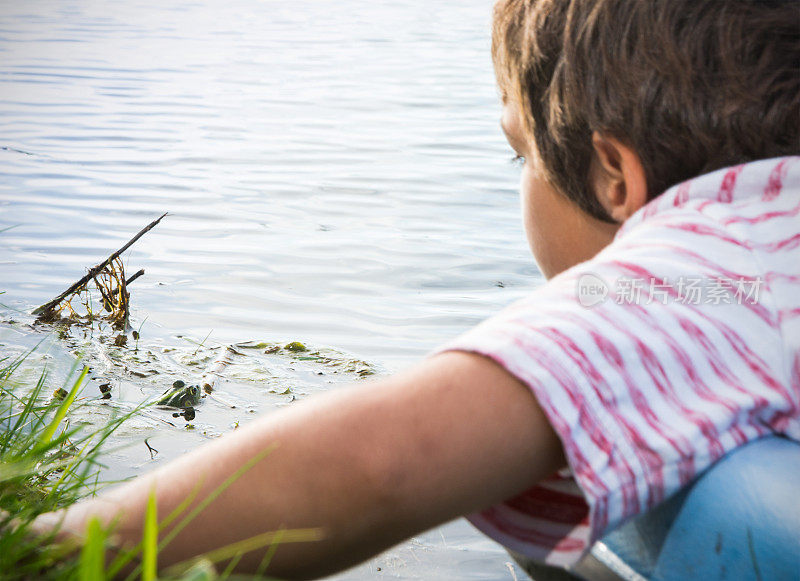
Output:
top-left (520, 172), bottom-right (617, 279)
top-left (520, 174), bottom-right (570, 279)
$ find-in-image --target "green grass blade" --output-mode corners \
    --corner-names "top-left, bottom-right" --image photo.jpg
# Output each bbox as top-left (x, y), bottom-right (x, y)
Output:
top-left (205, 528), bottom-right (321, 569)
top-left (163, 527), bottom-right (322, 579)
top-left (46, 436), bottom-right (96, 498)
top-left (218, 552), bottom-right (242, 579)
top-left (106, 481), bottom-right (204, 579)
top-left (142, 489), bottom-right (158, 581)
top-left (79, 517), bottom-right (107, 581)
top-left (6, 359), bottom-right (50, 447)
top-left (257, 528), bottom-right (284, 576)
top-left (37, 366), bottom-right (88, 446)
top-left (122, 444), bottom-right (278, 581)
top-left (0, 347), bottom-right (145, 580)
top-left (159, 443), bottom-right (278, 554)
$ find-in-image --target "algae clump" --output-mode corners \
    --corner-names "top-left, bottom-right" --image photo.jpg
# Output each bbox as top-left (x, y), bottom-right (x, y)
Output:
top-left (284, 341), bottom-right (307, 353)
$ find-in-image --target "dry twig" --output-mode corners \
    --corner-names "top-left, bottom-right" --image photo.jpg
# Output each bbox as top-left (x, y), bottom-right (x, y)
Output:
top-left (32, 213), bottom-right (167, 327)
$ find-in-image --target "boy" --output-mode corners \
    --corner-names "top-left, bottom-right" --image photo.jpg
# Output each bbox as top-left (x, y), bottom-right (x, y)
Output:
top-left (35, 0), bottom-right (799, 578)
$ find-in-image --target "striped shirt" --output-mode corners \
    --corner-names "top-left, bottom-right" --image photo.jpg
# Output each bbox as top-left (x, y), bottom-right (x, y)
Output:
top-left (439, 156), bottom-right (800, 567)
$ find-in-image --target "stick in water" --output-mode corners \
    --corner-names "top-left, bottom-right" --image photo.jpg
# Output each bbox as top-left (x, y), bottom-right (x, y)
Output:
top-left (32, 213), bottom-right (167, 318)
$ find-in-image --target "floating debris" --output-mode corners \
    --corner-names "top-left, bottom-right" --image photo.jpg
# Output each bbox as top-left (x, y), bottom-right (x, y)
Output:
top-left (98, 382), bottom-right (112, 399)
top-left (32, 213), bottom-right (167, 331)
top-left (36, 319), bottom-right (379, 429)
top-left (284, 341), bottom-right (308, 353)
top-left (144, 438), bottom-right (158, 459)
top-left (236, 341), bottom-right (271, 350)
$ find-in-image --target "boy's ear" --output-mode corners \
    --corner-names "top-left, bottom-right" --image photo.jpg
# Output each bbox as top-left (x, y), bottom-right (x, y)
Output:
top-left (590, 132), bottom-right (648, 223)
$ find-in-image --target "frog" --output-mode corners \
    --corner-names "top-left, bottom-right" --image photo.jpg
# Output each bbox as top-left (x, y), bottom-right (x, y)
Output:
top-left (156, 380), bottom-right (203, 408)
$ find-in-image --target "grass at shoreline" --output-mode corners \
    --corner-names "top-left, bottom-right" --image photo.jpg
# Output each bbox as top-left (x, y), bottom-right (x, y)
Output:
top-left (0, 352), bottom-right (130, 578)
top-left (0, 349), bottom-right (320, 580)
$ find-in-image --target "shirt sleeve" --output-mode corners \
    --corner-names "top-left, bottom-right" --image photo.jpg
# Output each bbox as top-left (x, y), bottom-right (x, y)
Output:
top-left (435, 218), bottom-right (790, 566)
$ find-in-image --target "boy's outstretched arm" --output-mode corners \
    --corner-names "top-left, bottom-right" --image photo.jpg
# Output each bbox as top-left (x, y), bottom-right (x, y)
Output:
top-left (38, 351), bottom-right (565, 578)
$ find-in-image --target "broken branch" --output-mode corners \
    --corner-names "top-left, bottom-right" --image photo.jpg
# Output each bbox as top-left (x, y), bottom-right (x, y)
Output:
top-left (33, 212), bottom-right (167, 318)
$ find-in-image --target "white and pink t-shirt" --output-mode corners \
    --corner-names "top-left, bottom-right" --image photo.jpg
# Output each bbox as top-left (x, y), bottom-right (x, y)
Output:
top-left (440, 156), bottom-right (800, 567)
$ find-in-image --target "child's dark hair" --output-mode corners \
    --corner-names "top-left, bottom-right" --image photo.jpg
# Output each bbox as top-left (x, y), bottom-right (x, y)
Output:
top-left (493, 0), bottom-right (800, 221)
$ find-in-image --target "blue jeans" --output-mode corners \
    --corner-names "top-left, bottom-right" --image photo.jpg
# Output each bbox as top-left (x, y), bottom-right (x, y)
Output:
top-left (511, 436), bottom-right (800, 580)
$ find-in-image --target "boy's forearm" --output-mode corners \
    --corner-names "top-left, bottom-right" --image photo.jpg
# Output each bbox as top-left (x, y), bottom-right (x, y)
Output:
top-left (37, 351), bottom-right (564, 578)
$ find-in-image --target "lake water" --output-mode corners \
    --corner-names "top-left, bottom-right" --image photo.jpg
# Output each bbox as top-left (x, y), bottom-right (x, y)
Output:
top-left (0, 0), bottom-right (543, 578)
